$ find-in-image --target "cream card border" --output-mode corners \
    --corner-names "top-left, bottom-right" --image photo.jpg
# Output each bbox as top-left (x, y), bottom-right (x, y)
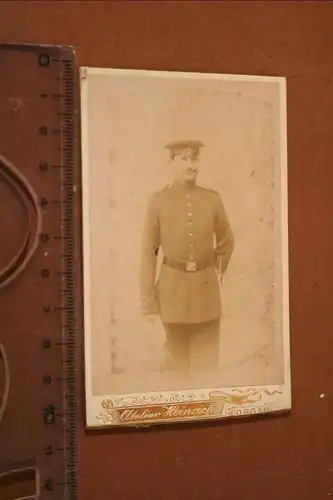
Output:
top-left (79, 67), bottom-right (291, 429)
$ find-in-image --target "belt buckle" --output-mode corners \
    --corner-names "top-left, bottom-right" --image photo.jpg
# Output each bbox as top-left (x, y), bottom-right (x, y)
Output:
top-left (185, 260), bottom-right (197, 272)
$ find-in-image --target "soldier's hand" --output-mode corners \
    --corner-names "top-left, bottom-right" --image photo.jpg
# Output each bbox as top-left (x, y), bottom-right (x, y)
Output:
top-left (144, 313), bottom-right (158, 323)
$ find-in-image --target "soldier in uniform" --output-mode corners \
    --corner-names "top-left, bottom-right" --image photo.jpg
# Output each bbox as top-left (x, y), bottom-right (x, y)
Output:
top-left (140, 139), bottom-right (235, 378)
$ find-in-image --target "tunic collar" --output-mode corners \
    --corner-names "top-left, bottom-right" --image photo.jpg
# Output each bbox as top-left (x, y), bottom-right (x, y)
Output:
top-left (170, 180), bottom-right (198, 193)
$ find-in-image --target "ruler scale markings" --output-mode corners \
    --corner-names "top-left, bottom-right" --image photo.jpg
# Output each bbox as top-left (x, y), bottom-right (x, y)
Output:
top-left (31, 47), bottom-right (76, 499)
top-left (63, 56), bottom-right (77, 499)
top-left (1, 47), bottom-right (77, 500)
top-left (1, 44), bottom-right (61, 499)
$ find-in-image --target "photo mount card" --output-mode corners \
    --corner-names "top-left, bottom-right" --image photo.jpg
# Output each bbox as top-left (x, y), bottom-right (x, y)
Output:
top-left (80, 66), bottom-right (291, 428)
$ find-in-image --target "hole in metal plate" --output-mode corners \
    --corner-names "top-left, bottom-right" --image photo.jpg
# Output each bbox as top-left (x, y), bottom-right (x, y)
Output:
top-left (0, 467), bottom-right (40, 500)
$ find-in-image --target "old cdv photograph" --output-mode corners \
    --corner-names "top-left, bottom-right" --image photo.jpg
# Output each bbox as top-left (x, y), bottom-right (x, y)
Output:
top-left (80, 66), bottom-right (290, 428)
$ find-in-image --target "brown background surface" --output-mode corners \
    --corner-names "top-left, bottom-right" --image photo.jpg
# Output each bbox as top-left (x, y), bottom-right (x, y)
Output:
top-left (1, 1), bottom-right (333, 499)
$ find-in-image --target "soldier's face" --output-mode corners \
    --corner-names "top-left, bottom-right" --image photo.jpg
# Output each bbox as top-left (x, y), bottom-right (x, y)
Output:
top-left (171, 149), bottom-right (200, 184)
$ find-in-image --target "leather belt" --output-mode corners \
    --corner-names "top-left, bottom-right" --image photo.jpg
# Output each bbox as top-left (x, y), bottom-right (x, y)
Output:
top-left (162, 256), bottom-right (213, 272)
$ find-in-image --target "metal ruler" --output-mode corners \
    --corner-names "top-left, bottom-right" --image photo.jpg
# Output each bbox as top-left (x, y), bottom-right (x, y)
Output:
top-left (0, 43), bottom-right (78, 500)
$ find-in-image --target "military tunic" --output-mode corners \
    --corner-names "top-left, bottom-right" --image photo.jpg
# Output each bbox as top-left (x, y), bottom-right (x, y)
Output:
top-left (140, 181), bottom-right (235, 324)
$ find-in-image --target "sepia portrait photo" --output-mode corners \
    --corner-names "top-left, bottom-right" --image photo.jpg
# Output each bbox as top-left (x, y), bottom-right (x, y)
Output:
top-left (80, 67), bottom-right (290, 428)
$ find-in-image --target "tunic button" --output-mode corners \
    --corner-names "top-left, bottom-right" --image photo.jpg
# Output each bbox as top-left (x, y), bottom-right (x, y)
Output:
top-left (188, 212), bottom-right (192, 216)
top-left (186, 193), bottom-right (190, 198)
top-left (189, 232), bottom-right (193, 237)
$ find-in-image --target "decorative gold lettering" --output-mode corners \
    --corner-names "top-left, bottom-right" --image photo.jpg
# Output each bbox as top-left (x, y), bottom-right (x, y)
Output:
top-left (227, 405), bottom-right (270, 417)
top-left (117, 402), bottom-right (217, 423)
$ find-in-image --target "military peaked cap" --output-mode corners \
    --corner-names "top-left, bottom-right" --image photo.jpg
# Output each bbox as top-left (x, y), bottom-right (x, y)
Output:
top-left (165, 139), bottom-right (204, 154)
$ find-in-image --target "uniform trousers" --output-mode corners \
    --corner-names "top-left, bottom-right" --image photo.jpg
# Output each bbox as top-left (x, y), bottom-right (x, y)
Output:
top-left (162, 319), bottom-right (220, 376)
